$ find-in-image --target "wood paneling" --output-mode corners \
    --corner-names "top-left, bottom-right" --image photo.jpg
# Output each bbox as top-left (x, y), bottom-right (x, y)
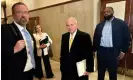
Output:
top-left (29, 0), bottom-right (81, 12)
top-left (29, 0), bottom-right (94, 61)
top-left (23, 0), bottom-right (80, 11)
top-left (26, 16), bottom-right (40, 33)
top-left (5, 0), bottom-right (97, 61)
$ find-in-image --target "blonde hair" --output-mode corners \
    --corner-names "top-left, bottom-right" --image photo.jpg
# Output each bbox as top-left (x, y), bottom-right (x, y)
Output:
top-left (34, 24), bottom-right (42, 33)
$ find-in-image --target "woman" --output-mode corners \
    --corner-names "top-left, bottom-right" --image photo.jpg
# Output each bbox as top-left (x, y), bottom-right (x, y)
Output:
top-left (33, 25), bottom-right (54, 79)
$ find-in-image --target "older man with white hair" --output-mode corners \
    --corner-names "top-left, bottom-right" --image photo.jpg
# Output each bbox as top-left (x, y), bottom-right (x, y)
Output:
top-left (60, 17), bottom-right (94, 80)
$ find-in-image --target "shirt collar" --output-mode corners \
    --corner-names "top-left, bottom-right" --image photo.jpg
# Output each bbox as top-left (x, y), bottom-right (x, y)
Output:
top-left (70, 29), bottom-right (77, 39)
top-left (14, 21), bottom-right (26, 31)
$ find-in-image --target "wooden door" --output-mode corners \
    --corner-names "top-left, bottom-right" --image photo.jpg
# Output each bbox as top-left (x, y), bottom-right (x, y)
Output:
top-left (26, 16), bottom-right (40, 33)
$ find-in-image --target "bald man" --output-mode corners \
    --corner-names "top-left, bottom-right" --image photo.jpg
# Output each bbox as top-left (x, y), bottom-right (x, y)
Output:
top-left (60, 17), bottom-right (94, 80)
top-left (93, 7), bottom-right (130, 80)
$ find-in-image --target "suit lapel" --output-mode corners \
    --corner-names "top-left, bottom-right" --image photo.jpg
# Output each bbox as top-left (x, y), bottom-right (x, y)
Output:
top-left (10, 22), bottom-right (37, 58)
top-left (69, 30), bottom-right (79, 52)
top-left (100, 21), bottom-right (106, 36)
top-left (10, 22), bottom-right (27, 58)
top-left (10, 22), bottom-right (24, 40)
top-left (64, 33), bottom-right (70, 53)
top-left (111, 18), bottom-right (117, 46)
top-left (10, 22), bottom-right (35, 42)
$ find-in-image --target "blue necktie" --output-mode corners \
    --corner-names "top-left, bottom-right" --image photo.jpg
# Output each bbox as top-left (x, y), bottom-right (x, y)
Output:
top-left (22, 29), bottom-right (35, 68)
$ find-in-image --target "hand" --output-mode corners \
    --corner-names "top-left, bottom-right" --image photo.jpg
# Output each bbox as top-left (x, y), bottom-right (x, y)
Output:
top-left (40, 43), bottom-right (47, 49)
top-left (83, 72), bottom-right (91, 76)
top-left (117, 52), bottom-right (125, 60)
top-left (14, 40), bottom-right (25, 53)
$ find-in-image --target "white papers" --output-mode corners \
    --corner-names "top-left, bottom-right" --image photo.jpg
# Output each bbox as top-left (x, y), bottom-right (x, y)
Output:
top-left (76, 59), bottom-right (86, 77)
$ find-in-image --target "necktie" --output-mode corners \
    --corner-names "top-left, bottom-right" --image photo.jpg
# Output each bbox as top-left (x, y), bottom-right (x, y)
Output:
top-left (22, 29), bottom-right (35, 68)
top-left (69, 37), bottom-right (73, 51)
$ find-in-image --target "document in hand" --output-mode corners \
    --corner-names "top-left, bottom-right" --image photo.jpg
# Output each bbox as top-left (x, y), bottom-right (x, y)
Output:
top-left (76, 59), bottom-right (86, 77)
top-left (40, 36), bottom-right (48, 45)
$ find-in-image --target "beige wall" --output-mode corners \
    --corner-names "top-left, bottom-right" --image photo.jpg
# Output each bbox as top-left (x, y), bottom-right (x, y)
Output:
top-left (23, 0), bottom-right (71, 10)
top-left (106, 1), bottom-right (126, 21)
top-left (93, 0), bottom-right (100, 31)
top-left (29, 0), bottom-right (94, 61)
top-left (6, 0), bottom-right (101, 61)
top-left (3, 0), bottom-right (72, 16)
top-left (6, 0), bottom-right (22, 16)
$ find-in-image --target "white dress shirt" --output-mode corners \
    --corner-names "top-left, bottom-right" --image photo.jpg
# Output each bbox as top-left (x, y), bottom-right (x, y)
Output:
top-left (69, 30), bottom-right (77, 46)
top-left (69, 30), bottom-right (77, 40)
top-left (14, 21), bottom-right (33, 72)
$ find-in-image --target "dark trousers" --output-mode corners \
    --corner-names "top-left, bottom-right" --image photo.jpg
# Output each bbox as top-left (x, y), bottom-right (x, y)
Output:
top-left (61, 64), bottom-right (88, 80)
top-left (97, 46), bottom-right (118, 80)
top-left (1, 68), bottom-right (34, 80)
top-left (35, 55), bottom-right (54, 78)
top-left (35, 56), bottom-right (43, 78)
top-left (80, 76), bottom-right (89, 80)
top-left (23, 68), bottom-right (34, 80)
top-left (61, 74), bottom-right (88, 80)
top-left (42, 55), bottom-right (54, 78)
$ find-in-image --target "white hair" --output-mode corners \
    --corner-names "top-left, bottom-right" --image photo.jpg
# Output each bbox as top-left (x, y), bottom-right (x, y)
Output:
top-left (67, 17), bottom-right (78, 24)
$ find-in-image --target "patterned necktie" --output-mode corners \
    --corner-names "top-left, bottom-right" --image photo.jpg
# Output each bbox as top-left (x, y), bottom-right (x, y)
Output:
top-left (69, 37), bottom-right (73, 51)
top-left (22, 29), bottom-right (35, 68)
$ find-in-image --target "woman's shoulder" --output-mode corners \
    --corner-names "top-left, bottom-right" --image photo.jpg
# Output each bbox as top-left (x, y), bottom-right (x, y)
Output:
top-left (33, 33), bottom-right (39, 38)
top-left (33, 33), bottom-right (36, 36)
top-left (42, 32), bottom-right (48, 36)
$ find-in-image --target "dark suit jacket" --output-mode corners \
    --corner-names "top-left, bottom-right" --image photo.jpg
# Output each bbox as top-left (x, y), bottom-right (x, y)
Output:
top-left (1, 22), bottom-right (37, 80)
top-left (60, 30), bottom-right (94, 79)
top-left (93, 18), bottom-right (130, 54)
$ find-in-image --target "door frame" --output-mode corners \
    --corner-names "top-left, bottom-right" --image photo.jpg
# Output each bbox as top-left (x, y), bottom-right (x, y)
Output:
top-left (26, 16), bottom-right (40, 33)
top-left (100, 0), bottom-right (133, 70)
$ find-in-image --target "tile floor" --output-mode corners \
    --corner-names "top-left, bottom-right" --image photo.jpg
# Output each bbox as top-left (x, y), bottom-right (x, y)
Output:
top-left (33, 60), bottom-right (133, 80)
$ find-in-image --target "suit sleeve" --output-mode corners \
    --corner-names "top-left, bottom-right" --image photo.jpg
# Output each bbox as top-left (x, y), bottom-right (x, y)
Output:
top-left (60, 35), bottom-right (64, 72)
top-left (93, 24), bottom-right (99, 52)
top-left (85, 34), bottom-right (94, 72)
top-left (45, 33), bottom-right (52, 47)
top-left (33, 34), bottom-right (40, 49)
top-left (121, 22), bottom-right (130, 53)
top-left (1, 25), bottom-right (15, 68)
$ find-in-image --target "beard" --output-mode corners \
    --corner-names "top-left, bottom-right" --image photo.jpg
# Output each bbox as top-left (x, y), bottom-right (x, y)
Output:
top-left (104, 14), bottom-right (113, 20)
top-left (18, 17), bottom-right (28, 26)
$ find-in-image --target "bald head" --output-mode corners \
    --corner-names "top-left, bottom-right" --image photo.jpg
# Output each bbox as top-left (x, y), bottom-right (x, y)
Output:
top-left (104, 7), bottom-right (114, 20)
top-left (66, 17), bottom-right (78, 34)
top-left (105, 7), bottom-right (114, 13)
top-left (66, 17), bottom-right (78, 24)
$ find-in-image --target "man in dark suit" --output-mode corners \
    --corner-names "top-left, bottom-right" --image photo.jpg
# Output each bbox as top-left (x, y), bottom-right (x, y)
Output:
top-left (60, 17), bottom-right (94, 80)
top-left (93, 7), bottom-right (130, 80)
top-left (1, 2), bottom-right (37, 80)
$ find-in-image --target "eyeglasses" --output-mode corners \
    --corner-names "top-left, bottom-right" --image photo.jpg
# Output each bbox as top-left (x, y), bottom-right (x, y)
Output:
top-left (15, 11), bottom-right (29, 15)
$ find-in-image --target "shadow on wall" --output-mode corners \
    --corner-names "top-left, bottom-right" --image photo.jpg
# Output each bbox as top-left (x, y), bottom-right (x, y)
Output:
top-left (48, 46), bottom-right (53, 58)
